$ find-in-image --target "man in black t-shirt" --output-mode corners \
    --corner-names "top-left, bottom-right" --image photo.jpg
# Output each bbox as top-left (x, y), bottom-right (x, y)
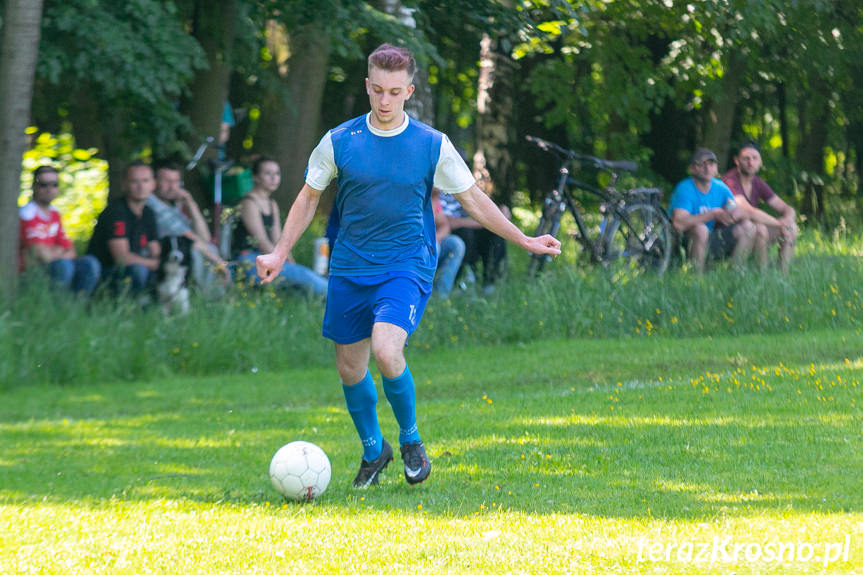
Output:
top-left (87, 161), bottom-right (161, 293)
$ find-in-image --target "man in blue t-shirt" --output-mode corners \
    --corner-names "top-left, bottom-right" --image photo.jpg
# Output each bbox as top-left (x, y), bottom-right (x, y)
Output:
top-left (257, 43), bottom-right (561, 489)
top-left (670, 148), bottom-right (755, 271)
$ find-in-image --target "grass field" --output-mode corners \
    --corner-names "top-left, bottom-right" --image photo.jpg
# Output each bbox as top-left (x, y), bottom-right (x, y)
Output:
top-left (1, 328), bottom-right (860, 573)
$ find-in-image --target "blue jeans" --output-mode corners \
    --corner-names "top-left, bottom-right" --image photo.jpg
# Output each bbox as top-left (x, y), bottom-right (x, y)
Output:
top-left (47, 256), bottom-right (101, 296)
top-left (236, 252), bottom-right (328, 297)
top-left (434, 234), bottom-right (465, 299)
top-left (104, 264), bottom-right (154, 295)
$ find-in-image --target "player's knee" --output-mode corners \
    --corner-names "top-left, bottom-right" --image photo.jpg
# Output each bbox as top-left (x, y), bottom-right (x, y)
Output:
top-left (335, 350), bottom-right (369, 385)
top-left (336, 362), bottom-right (365, 386)
top-left (371, 341), bottom-right (405, 378)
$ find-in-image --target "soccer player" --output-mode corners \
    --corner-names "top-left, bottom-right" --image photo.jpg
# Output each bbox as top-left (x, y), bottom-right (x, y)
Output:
top-left (256, 43), bottom-right (561, 488)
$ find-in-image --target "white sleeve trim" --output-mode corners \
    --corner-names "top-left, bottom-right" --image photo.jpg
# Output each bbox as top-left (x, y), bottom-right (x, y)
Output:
top-left (305, 131), bottom-right (337, 191)
top-left (433, 135), bottom-right (475, 194)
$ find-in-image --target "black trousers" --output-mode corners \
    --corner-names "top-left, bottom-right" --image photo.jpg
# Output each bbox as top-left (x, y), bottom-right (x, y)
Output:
top-left (452, 227), bottom-right (507, 286)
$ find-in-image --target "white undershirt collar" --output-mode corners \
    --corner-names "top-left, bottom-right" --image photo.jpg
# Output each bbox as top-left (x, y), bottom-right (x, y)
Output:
top-left (365, 112), bottom-right (410, 137)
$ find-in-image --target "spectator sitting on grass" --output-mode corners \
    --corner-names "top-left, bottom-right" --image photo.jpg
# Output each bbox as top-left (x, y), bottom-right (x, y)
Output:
top-left (231, 157), bottom-right (327, 297)
top-left (722, 141), bottom-right (797, 273)
top-left (440, 153), bottom-right (508, 295)
top-left (19, 165), bottom-right (101, 296)
top-left (432, 187), bottom-right (465, 299)
top-left (86, 161), bottom-right (161, 296)
top-left (670, 148), bottom-right (755, 272)
top-left (148, 159), bottom-right (230, 293)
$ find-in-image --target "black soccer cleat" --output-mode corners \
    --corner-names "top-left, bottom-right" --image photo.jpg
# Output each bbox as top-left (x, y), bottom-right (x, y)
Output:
top-left (400, 441), bottom-right (431, 485)
top-left (352, 439), bottom-right (393, 489)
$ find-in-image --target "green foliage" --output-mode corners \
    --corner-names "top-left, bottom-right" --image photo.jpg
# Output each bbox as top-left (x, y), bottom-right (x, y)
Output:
top-left (512, 0), bottom-right (861, 200)
top-left (519, 0), bottom-right (683, 156)
top-left (18, 129), bottom-right (108, 246)
top-left (40, 1), bottom-right (202, 101)
top-left (36, 0), bottom-right (207, 155)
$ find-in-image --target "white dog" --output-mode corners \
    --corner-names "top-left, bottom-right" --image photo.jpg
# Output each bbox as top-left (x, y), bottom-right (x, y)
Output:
top-left (158, 249), bottom-right (190, 315)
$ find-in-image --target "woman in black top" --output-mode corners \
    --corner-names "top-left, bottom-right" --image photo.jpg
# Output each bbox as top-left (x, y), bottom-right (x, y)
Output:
top-left (233, 157), bottom-right (327, 297)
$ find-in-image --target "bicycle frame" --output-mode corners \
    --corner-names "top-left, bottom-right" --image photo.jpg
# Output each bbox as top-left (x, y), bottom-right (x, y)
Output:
top-left (540, 157), bottom-right (625, 263)
top-left (527, 135), bottom-right (672, 275)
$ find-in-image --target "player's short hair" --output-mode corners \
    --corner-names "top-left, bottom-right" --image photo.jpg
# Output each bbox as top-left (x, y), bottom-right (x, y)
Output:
top-left (368, 43), bottom-right (416, 80)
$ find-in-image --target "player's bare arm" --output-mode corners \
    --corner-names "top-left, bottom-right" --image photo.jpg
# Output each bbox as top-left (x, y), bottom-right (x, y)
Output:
top-left (454, 185), bottom-right (561, 255)
top-left (256, 183), bottom-right (324, 284)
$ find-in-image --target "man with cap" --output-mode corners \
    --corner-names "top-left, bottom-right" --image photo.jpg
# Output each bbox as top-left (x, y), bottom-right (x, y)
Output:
top-left (669, 148), bottom-right (756, 271)
top-left (722, 141), bottom-right (797, 273)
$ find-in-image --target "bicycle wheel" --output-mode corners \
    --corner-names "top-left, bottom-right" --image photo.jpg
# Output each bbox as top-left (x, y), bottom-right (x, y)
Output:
top-left (603, 202), bottom-right (672, 274)
top-left (527, 204), bottom-right (562, 277)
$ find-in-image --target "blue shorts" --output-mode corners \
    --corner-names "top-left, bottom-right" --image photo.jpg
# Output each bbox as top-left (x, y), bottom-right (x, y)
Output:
top-left (322, 273), bottom-right (432, 345)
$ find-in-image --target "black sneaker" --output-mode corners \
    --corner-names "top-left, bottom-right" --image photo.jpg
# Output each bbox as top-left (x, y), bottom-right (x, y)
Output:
top-left (400, 441), bottom-right (431, 485)
top-left (352, 439), bottom-right (393, 489)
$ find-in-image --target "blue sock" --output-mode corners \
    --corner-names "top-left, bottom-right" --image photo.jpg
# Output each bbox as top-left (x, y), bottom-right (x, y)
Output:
top-left (342, 370), bottom-right (383, 461)
top-left (382, 365), bottom-right (421, 445)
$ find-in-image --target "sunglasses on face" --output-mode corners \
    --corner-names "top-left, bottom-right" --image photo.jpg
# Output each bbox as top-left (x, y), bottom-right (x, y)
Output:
top-left (36, 180), bottom-right (59, 187)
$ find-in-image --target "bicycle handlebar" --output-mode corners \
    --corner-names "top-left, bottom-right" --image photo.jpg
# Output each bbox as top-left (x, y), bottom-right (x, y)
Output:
top-left (526, 135), bottom-right (637, 172)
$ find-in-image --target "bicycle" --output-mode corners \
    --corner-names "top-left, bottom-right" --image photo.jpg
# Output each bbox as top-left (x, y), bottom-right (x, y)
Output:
top-left (525, 135), bottom-right (673, 277)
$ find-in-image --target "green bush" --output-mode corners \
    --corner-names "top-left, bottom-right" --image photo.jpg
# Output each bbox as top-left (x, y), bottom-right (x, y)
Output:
top-left (20, 129), bottom-right (109, 248)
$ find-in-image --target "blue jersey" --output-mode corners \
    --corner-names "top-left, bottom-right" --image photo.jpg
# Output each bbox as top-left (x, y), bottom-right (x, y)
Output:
top-left (306, 114), bottom-right (474, 284)
top-left (669, 177), bottom-right (733, 232)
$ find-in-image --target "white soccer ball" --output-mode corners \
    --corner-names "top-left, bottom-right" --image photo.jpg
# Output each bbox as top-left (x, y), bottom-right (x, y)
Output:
top-left (269, 441), bottom-right (331, 502)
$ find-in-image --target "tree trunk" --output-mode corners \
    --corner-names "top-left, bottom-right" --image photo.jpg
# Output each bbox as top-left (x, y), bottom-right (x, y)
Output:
top-left (644, 91), bottom-right (695, 186)
top-left (702, 52), bottom-right (742, 171)
top-left (0, 0), bottom-right (44, 300)
top-left (777, 81), bottom-right (789, 159)
top-left (849, 121), bottom-right (863, 210)
top-left (102, 108), bottom-right (134, 201)
top-left (183, 0), bottom-right (237, 208)
top-left (406, 65), bottom-right (434, 126)
top-left (256, 26), bottom-right (330, 208)
top-left (371, 0), bottom-right (434, 125)
top-left (796, 83), bottom-right (830, 227)
top-left (475, 33), bottom-right (518, 206)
